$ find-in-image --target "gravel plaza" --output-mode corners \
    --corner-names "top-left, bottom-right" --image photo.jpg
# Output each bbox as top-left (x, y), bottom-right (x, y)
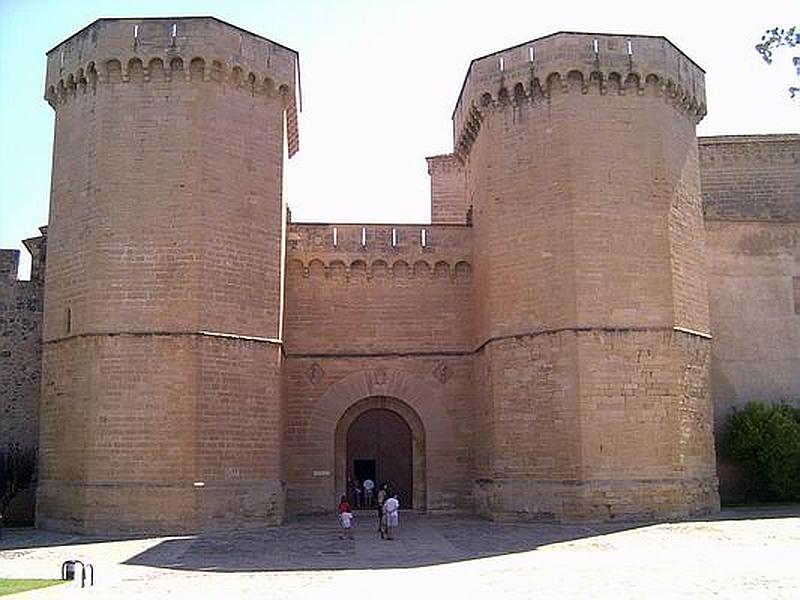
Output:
top-left (1, 507), bottom-right (798, 599)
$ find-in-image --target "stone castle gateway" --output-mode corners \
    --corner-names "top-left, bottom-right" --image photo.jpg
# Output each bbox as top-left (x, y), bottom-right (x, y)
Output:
top-left (1, 17), bottom-right (798, 533)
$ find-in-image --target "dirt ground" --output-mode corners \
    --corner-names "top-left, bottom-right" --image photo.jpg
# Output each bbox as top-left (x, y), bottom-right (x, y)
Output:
top-left (1, 507), bottom-right (798, 599)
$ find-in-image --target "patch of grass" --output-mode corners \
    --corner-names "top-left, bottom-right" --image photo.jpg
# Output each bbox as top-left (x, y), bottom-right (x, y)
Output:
top-left (0, 579), bottom-right (66, 596)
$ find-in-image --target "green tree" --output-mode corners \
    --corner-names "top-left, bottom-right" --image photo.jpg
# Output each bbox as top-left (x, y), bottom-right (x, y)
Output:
top-left (755, 26), bottom-right (800, 99)
top-left (722, 402), bottom-right (800, 502)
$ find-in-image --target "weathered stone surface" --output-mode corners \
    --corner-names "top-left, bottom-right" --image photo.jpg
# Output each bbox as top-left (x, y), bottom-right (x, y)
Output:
top-left (35, 17), bottom-right (296, 533)
top-left (2, 23), bottom-right (798, 532)
top-left (0, 230), bottom-right (46, 522)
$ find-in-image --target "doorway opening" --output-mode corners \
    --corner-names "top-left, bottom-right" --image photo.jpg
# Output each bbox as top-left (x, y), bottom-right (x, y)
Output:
top-left (353, 459), bottom-right (376, 484)
top-left (346, 408), bottom-right (413, 508)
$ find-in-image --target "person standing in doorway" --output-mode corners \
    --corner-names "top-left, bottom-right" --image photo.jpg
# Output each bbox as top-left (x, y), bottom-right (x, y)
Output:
top-left (376, 484), bottom-right (388, 539)
top-left (384, 493), bottom-right (399, 540)
top-left (363, 477), bottom-right (375, 508)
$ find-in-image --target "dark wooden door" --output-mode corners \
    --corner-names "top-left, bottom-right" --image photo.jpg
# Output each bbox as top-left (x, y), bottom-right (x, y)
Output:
top-left (346, 408), bottom-right (413, 508)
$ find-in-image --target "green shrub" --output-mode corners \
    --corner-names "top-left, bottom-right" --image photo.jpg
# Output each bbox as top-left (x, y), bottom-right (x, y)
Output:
top-left (721, 402), bottom-right (800, 502)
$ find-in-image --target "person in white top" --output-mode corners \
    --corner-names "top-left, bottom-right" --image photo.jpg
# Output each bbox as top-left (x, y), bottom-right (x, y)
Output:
top-left (363, 478), bottom-right (375, 508)
top-left (383, 494), bottom-right (399, 540)
top-left (339, 511), bottom-right (354, 539)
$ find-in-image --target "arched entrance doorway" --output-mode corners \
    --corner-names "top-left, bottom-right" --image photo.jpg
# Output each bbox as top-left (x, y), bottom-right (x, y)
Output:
top-left (347, 408), bottom-right (412, 507)
top-left (334, 395), bottom-right (426, 510)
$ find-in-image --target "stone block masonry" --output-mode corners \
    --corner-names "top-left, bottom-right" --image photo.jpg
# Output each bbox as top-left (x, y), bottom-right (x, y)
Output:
top-left (37, 17), bottom-right (297, 533)
top-left (0, 230), bottom-right (46, 522)
top-left (700, 134), bottom-right (800, 502)
top-left (460, 33), bottom-right (717, 519)
top-left (2, 21), bottom-right (797, 532)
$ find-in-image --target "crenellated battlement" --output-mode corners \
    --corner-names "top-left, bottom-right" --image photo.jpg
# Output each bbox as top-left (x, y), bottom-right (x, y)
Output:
top-left (287, 223), bottom-right (472, 283)
top-left (287, 257), bottom-right (473, 284)
top-left (452, 32), bottom-right (706, 161)
top-left (44, 17), bottom-right (300, 155)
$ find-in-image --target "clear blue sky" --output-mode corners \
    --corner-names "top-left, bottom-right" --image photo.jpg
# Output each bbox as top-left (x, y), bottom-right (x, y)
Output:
top-left (1, 0), bottom-right (798, 277)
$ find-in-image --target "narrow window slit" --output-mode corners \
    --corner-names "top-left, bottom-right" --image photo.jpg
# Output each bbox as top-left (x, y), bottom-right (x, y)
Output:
top-left (332, 227), bottom-right (338, 247)
top-left (392, 228), bottom-right (398, 247)
top-left (528, 47), bottom-right (535, 62)
top-left (499, 57), bottom-right (505, 72)
top-left (420, 228), bottom-right (427, 247)
top-left (627, 40), bottom-right (633, 56)
top-left (361, 227), bottom-right (367, 247)
top-left (593, 38), bottom-right (600, 55)
top-left (133, 24), bottom-right (139, 41)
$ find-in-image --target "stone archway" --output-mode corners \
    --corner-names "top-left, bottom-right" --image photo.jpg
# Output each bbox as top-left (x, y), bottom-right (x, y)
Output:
top-left (334, 396), bottom-right (426, 510)
top-left (347, 407), bottom-right (413, 507)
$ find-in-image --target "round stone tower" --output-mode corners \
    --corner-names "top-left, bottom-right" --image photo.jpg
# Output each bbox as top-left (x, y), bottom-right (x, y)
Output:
top-left (458, 33), bottom-right (719, 520)
top-left (38, 17), bottom-right (298, 533)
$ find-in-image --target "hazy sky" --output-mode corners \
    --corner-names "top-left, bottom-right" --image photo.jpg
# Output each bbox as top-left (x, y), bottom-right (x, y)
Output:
top-left (1, 0), bottom-right (798, 277)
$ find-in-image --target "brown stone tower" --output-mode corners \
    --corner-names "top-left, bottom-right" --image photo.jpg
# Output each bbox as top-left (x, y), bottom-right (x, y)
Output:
top-left (38, 17), bottom-right (298, 532)
top-left (457, 33), bottom-right (719, 520)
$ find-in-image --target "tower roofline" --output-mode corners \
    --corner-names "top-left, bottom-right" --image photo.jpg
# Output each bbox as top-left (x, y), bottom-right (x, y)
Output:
top-left (46, 16), bottom-right (298, 56)
top-left (452, 31), bottom-right (704, 120)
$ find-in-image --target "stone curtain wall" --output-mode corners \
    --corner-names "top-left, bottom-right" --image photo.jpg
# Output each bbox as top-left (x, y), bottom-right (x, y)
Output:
top-left (700, 134), bottom-right (800, 502)
top-left (0, 231), bottom-right (46, 521)
top-left (282, 223), bottom-right (475, 514)
top-left (700, 134), bottom-right (800, 426)
top-left (284, 223), bottom-right (474, 354)
top-left (0, 251), bottom-right (42, 451)
top-left (701, 135), bottom-right (800, 222)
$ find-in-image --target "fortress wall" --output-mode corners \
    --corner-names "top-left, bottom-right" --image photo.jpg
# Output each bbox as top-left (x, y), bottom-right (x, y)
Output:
top-left (0, 248), bottom-right (43, 451)
top-left (43, 21), bottom-right (294, 340)
top-left (0, 232), bottom-right (46, 522)
top-left (427, 154), bottom-right (469, 224)
top-left (462, 33), bottom-right (717, 520)
top-left (283, 223), bottom-right (475, 515)
top-left (282, 356), bottom-right (474, 515)
top-left (38, 335), bottom-right (196, 532)
top-left (461, 37), bottom-right (708, 340)
top-left (701, 135), bottom-right (800, 222)
top-left (700, 135), bottom-right (800, 430)
top-left (473, 329), bottom-right (717, 521)
top-left (284, 223), bottom-right (473, 354)
top-left (471, 332), bottom-right (580, 517)
top-left (38, 334), bottom-right (285, 533)
top-left (38, 18), bottom-right (295, 532)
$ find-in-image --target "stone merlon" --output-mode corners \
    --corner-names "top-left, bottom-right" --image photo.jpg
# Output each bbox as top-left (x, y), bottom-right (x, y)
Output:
top-left (44, 17), bottom-right (300, 156)
top-left (453, 32), bottom-right (706, 144)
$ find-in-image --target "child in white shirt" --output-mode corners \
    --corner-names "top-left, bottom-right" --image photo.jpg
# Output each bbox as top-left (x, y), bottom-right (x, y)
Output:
top-left (339, 510), bottom-right (354, 539)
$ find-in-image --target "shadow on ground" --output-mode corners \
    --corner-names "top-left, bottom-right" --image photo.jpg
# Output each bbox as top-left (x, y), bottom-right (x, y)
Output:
top-left (0, 529), bottom-right (159, 552)
top-left (121, 513), bottom-right (640, 572)
top-left (3, 506), bottom-right (798, 573)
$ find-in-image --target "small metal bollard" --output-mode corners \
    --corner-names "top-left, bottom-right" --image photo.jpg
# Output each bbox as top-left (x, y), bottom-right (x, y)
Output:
top-left (61, 560), bottom-right (94, 588)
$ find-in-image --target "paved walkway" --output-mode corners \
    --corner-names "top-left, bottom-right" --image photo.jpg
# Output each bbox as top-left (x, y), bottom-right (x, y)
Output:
top-left (1, 508), bottom-right (799, 598)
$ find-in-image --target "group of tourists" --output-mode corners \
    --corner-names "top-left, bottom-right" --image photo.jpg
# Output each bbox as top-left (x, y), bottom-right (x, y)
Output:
top-left (338, 482), bottom-right (400, 540)
top-left (349, 477), bottom-right (377, 508)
